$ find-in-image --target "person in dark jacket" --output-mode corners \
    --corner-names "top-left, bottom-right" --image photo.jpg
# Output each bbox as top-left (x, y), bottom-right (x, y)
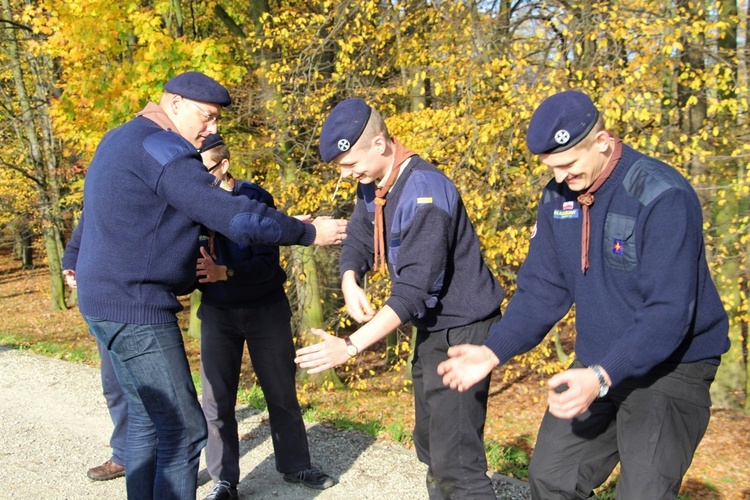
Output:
top-left (74, 71), bottom-right (347, 500)
top-left (195, 134), bottom-right (336, 500)
top-left (438, 90), bottom-right (730, 499)
top-left (295, 98), bottom-right (505, 499)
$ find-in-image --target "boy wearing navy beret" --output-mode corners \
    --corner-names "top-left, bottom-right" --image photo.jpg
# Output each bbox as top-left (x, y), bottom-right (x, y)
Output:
top-left (296, 98), bottom-right (506, 498)
top-left (439, 90), bottom-right (730, 498)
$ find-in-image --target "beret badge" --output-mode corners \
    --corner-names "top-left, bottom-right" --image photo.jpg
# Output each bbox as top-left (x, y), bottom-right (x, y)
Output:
top-left (554, 129), bottom-right (570, 145)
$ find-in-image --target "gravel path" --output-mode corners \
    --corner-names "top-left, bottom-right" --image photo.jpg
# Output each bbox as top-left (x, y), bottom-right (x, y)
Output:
top-left (0, 347), bottom-right (530, 499)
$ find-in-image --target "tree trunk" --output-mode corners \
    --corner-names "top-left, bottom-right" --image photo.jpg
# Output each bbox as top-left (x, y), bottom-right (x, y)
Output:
top-left (187, 290), bottom-right (202, 339)
top-left (1, 0), bottom-right (66, 310)
top-left (293, 245), bottom-right (344, 388)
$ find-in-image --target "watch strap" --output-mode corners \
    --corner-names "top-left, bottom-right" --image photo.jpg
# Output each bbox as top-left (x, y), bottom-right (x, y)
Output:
top-left (589, 364), bottom-right (609, 398)
top-left (345, 336), bottom-right (359, 357)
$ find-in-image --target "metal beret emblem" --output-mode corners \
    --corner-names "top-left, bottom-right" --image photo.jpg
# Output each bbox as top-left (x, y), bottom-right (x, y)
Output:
top-left (554, 129), bottom-right (570, 145)
top-left (338, 139), bottom-right (351, 152)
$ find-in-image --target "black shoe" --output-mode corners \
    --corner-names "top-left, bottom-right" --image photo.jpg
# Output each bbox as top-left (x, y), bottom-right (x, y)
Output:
top-left (283, 467), bottom-right (337, 490)
top-left (204, 480), bottom-right (238, 500)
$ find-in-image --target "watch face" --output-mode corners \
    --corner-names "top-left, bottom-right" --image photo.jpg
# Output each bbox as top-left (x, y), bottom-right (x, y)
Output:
top-left (347, 345), bottom-right (358, 356)
top-left (226, 269), bottom-right (234, 278)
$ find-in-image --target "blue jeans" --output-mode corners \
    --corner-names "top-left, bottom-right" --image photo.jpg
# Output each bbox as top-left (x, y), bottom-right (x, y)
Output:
top-left (96, 339), bottom-right (128, 466)
top-left (85, 317), bottom-right (207, 500)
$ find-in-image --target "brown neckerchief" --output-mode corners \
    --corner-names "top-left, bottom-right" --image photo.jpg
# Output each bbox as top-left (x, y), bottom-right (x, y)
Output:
top-left (373, 138), bottom-right (416, 273)
top-left (577, 132), bottom-right (622, 274)
top-left (136, 102), bottom-right (178, 131)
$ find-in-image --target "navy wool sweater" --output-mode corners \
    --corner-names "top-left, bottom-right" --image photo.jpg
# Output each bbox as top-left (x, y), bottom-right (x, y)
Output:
top-left (75, 114), bottom-right (314, 324)
top-left (340, 156), bottom-right (504, 332)
top-left (485, 144), bottom-right (730, 386)
top-left (199, 181), bottom-right (287, 308)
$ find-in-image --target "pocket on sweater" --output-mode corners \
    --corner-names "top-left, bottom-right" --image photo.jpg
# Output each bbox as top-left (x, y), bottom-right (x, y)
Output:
top-left (603, 213), bottom-right (637, 271)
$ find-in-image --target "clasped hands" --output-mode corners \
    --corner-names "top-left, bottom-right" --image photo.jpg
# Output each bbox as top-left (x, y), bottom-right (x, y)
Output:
top-left (296, 215), bottom-right (348, 246)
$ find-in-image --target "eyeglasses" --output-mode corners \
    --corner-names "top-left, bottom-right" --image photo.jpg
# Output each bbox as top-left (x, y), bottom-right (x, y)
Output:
top-left (184, 98), bottom-right (221, 125)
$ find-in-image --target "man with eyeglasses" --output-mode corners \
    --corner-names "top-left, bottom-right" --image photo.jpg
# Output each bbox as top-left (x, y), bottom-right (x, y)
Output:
top-left (72, 71), bottom-right (347, 500)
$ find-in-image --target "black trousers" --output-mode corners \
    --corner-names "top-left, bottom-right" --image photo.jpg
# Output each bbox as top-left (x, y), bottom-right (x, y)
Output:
top-left (412, 313), bottom-right (500, 500)
top-left (529, 359), bottom-right (717, 499)
top-left (199, 298), bottom-right (311, 485)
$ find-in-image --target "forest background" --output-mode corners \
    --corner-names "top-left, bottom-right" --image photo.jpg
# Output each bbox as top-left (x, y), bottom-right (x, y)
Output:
top-left (1, 0), bottom-right (749, 494)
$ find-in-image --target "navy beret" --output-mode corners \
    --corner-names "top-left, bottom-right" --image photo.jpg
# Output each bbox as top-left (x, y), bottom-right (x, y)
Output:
top-left (527, 90), bottom-right (599, 155)
top-left (319, 98), bottom-right (372, 162)
top-left (199, 133), bottom-right (224, 153)
top-left (164, 71), bottom-right (232, 106)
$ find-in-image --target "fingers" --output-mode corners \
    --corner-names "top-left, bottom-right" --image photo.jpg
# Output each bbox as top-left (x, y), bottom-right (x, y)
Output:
top-left (347, 304), bottom-right (370, 323)
top-left (312, 218), bottom-right (349, 246)
top-left (199, 246), bottom-right (212, 259)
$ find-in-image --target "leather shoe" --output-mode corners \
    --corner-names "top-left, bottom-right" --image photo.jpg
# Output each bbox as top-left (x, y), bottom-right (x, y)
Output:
top-left (87, 460), bottom-right (125, 481)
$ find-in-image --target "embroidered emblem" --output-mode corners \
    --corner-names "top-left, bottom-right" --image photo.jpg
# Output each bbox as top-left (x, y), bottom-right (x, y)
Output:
top-left (553, 208), bottom-right (579, 219)
top-left (554, 129), bottom-right (570, 145)
top-left (562, 201), bottom-right (574, 210)
top-left (612, 239), bottom-right (624, 255)
top-left (338, 139), bottom-right (350, 152)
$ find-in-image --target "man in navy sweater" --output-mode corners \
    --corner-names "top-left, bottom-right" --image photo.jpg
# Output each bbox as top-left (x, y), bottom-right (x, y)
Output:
top-left (74, 71), bottom-right (347, 500)
top-left (295, 98), bottom-right (505, 499)
top-left (438, 90), bottom-right (730, 498)
top-left (195, 134), bottom-right (335, 500)
top-left (62, 230), bottom-right (127, 482)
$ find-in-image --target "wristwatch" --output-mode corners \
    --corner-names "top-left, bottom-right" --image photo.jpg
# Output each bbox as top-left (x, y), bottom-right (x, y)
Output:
top-left (589, 364), bottom-right (610, 398)
top-left (225, 268), bottom-right (234, 280)
top-left (344, 336), bottom-right (359, 357)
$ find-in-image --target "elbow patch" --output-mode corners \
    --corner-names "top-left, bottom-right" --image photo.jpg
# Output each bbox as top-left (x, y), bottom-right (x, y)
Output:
top-left (229, 213), bottom-right (283, 245)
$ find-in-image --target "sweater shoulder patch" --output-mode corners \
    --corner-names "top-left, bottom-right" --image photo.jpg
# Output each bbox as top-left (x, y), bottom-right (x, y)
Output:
top-left (143, 130), bottom-right (197, 166)
top-left (402, 170), bottom-right (456, 214)
top-left (622, 158), bottom-right (686, 206)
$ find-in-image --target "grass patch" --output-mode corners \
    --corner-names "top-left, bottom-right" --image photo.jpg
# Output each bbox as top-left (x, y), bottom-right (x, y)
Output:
top-left (485, 440), bottom-right (529, 480)
top-left (383, 420), bottom-right (412, 446)
top-left (302, 406), bottom-right (382, 438)
top-left (0, 332), bottom-right (98, 365)
top-left (237, 383), bottom-right (267, 411)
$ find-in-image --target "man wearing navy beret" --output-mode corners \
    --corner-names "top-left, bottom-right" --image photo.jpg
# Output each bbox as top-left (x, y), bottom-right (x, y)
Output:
top-left (438, 90), bottom-right (730, 498)
top-left (72, 71), bottom-right (347, 500)
top-left (296, 98), bottom-right (505, 498)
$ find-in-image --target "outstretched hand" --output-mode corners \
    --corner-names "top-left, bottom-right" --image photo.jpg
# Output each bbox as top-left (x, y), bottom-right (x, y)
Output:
top-left (294, 328), bottom-right (351, 374)
top-left (437, 345), bottom-right (500, 392)
top-left (311, 216), bottom-right (348, 246)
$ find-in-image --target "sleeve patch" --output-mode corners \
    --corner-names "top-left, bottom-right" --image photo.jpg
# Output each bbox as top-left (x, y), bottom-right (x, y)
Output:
top-left (143, 130), bottom-right (196, 167)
